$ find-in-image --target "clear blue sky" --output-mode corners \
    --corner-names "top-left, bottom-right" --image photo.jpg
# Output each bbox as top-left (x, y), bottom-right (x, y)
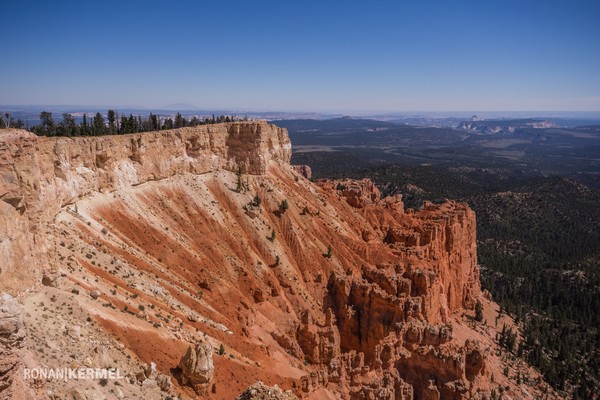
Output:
top-left (1, 0), bottom-right (599, 112)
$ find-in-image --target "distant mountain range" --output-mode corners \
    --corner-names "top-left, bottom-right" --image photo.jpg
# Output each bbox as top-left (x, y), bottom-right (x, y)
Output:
top-left (457, 118), bottom-right (556, 134)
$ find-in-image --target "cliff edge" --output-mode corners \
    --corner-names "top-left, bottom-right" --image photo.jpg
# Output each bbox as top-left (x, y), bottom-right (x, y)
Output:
top-left (0, 122), bottom-right (290, 294)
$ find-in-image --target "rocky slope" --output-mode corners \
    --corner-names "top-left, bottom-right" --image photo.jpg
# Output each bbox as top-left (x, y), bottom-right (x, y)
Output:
top-left (0, 123), bottom-right (290, 294)
top-left (0, 123), bottom-right (558, 399)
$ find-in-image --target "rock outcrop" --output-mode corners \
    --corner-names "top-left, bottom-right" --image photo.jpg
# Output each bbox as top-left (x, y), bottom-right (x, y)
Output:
top-left (0, 294), bottom-right (26, 399)
top-left (0, 123), bottom-right (290, 294)
top-left (292, 165), bottom-right (312, 180)
top-left (179, 340), bottom-right (214, 388)
top-left (333, 178), bottom-right (382, 208)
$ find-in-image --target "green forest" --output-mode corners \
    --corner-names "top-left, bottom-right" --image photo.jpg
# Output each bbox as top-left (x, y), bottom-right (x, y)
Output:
top-left (293, 151), bottom-right (600, 399)
top-left (22, 111), bottom-right (240, 136)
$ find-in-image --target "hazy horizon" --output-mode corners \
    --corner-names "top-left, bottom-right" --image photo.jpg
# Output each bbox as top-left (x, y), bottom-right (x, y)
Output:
top-left (2, 104), bottom-right (600, 121)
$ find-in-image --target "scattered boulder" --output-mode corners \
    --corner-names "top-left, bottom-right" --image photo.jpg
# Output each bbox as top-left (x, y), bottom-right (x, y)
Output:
top-left (141, 378), bottom-right (157, 389)
top-left (236, 381), bottom-right (298, 400)
top-left (361, 229), bottom-right (376, 242)
top-left (156, 373), bottom-right (172, 392)
top-left (41, 274), bottom-right (57, 287)
top-left (292, 165), bottom-right (312, 180)
top-left (115, 388), bottom-right (125, 399)
top-left (69, 388), bottom-right (88, 400)
top-left (143, 361), bottom-right (157, 379)
top-left (464, 339), bottom-right (486, 382)
top-left (253, 288), bottom-right (264, 303)
top-left (66, 324), bottom-right (81, 339)
top-left (41, 267), bottom-right (59, 287)
top-left (93, 346), bottom-right (111, 368)
top-left (179, 339), bottom-right (214, 386)
top-left (187, 313), bottom-right (198, 322)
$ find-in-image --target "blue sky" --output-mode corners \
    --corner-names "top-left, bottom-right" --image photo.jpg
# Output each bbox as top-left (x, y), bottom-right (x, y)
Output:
top-left (1, 0), bottom-right (599, 112)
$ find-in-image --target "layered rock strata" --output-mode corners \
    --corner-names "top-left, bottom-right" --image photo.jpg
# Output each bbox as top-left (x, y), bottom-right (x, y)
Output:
top-left (0, 124), bottom-right (555, 399)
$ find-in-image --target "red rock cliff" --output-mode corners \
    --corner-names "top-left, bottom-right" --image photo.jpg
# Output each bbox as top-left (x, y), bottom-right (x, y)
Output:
top-left (0, 124), bottom-right (554, 400)
top-left (0, 123), bottom-right (290, 293)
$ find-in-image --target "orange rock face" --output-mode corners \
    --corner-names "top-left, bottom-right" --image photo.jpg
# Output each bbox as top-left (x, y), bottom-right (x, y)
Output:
top-left (0, 124), bottom-right (558, 399)
top-left (0, 123), bottom-right (290, 294)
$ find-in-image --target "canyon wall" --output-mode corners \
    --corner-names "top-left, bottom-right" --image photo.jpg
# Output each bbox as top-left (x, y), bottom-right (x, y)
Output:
top-left (0, 123), bottom-right (290, 294)
top-left (0, 123), bottom-right (554, 399)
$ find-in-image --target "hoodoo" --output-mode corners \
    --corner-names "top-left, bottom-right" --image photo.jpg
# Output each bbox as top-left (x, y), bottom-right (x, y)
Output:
top-left (0, 123), bottom-right (557, 399)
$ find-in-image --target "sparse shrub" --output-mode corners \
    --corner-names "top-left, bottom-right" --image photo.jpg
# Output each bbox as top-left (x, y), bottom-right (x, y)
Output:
top-left (323, 245), bottom-right (333, 259)
top-left (491, 388), bottom-right (497, 400)
top-left (269, 229), bottom-right (276, 241)
top-left (279, 199), bottom-right (289, 214)
top-left (218, 344), bottom-right (225, 355)
top-left (252, 194), bottom-right (261, 207)
top-left (71, 288), bottom-right (79, 295)
top-left (236, 167), bottom-right (244, 193)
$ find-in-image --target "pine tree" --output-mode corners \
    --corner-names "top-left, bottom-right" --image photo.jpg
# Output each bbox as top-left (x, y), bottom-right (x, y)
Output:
top-left (61, 113), bottom-right (77, 136)
top-left (92, 112), bottom-right (105, 135)
top-left (150, 113), bottom-right (159, 130)
top-left (236, 167), bottom-right (243, 192)
top-left (119, 115), bottom-right (128, 134)
top-left (81, 113), bottom-right (89, 135)
top-left (128, 114), bottom-right (136, 133)
top-left (40, 111), bottom-right (55, 135)
top-left (107, 109), bottom-right (116, 134)
top-left (324, 245), bottom-right (333, 258)
top-left (162, 118), bottom-right (173, 130)
top-left (279, 199), bottom-right (289, 214)
top-left (174, 113), bottom-right (184, 128)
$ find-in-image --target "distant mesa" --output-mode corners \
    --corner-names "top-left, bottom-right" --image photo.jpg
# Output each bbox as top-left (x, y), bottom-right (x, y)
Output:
top-left (457, 118), bottom-right (556, 134)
